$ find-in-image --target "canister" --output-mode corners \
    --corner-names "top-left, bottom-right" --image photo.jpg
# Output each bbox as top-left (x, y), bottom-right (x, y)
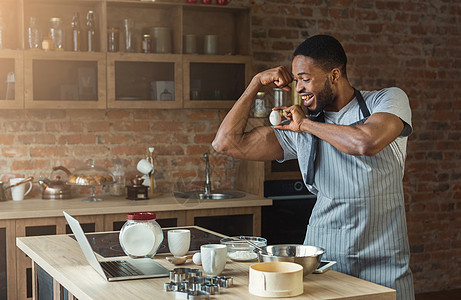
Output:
top-left (150, 27), bottom-right (172, 53)
top-left (119, 212), bottom-right (163, 258)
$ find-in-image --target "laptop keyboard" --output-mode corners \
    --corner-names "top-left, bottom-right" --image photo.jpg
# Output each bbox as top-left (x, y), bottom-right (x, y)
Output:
top-left (101, 260), bottom-right (144, 278)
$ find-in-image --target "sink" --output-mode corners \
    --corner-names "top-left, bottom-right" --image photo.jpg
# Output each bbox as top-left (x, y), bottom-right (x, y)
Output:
top-left (174, 191), bottom-right (245, 200)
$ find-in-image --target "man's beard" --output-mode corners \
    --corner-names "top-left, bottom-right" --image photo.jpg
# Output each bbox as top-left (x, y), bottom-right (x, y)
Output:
top-left (306, 77), bottom-right (335, 116)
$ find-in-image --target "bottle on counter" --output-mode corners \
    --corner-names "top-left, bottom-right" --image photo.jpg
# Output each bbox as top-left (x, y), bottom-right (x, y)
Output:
top-left (86, 10), bottom-right (96, 52)
top-left (27, 17), bottom-right (40, 49)
top-left (109, 162), bottom-right (125, 196)
top-left (71, 12), bottom-right (81, 52)
top-left (49, 17), bottom-right (64, 50)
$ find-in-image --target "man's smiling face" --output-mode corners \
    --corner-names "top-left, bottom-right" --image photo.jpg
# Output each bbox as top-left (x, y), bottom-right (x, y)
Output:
top-left (292, 55), bottom-right (336, 116)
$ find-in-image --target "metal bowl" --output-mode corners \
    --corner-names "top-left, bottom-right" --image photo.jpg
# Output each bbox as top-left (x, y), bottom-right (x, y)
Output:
top-left (255, 245), bottom-right (325, 276)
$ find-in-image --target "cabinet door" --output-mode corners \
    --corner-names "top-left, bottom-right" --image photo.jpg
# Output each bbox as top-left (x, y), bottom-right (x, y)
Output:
top-left (0, 50), bottom-right (24, 108)
top-left (24, 51), bottom-right (106, 108)
top-left (107, 53), bottom-right (182, 109)
top-left (183, 55), bottom-right (251, 108)
top-left (0, 220), bottom-right (16, 300)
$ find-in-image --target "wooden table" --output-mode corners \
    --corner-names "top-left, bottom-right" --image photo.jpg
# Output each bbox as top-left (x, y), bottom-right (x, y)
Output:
top-left (16, 227), bottom-right (396, 300)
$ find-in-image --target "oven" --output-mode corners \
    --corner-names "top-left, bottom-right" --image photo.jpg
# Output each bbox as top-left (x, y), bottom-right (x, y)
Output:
top-left (262, 179), bottom-right (317, 245)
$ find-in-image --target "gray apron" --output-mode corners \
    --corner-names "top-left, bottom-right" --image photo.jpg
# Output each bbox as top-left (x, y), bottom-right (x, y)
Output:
top-left (303, 89), bottom-right (415, 300)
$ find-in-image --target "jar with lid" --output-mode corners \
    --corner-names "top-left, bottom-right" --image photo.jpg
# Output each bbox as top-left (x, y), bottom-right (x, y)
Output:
top-left (107, 27), bottom-right (120, 52)
top-left (109, 161), bottom-right (125, 196)
top-left (119, 212), bottom-right (163, 258)
top-left (253, 91), bottom-right (267, 118)
top-left (160, 89), bottom-right (172, 101)
top-left (142, 34), bottom-right (152, 53)
top-left (49, 17), bottom-right (64, 50)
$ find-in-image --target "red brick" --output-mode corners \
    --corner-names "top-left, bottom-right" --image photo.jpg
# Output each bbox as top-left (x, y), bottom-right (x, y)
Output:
top-left (2, 147), bottom-right (28, 158)
top-left (17, 134), bottom-right (56, 145)
top-left (0, 134), bottom-right (15, 145)
top-left (30, 146), bottom-right (69, 158)
top-left (58, 134), bottom-right (96, 145)
top-left (112, 121), bottom-right (150, 132)
top-left (186, 145), bottom-right (212, 156)
top-left (11, 160), bottom-right (50, 171)
top-left (46, 121), bottom-right (84, 132)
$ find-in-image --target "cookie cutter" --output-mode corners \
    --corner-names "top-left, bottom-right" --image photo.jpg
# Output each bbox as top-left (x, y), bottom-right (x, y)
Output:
top-left (216, 276), bottom-right (233, 288)
top-left (170, 267), bottom-right (192, 283)
top-left (175, 290), bottom-right (210, 300)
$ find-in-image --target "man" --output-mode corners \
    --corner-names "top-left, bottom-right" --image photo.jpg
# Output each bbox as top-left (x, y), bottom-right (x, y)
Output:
top-left (212, 35), bottom-right (414, 299)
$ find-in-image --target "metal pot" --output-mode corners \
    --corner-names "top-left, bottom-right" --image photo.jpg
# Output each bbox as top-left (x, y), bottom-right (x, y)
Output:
top-left (38, 166), bottom-right (72, 200)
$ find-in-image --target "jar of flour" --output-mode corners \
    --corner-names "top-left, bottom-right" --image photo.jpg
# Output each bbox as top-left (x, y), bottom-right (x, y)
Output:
top-left (119, 212), bottom-right (163, 258)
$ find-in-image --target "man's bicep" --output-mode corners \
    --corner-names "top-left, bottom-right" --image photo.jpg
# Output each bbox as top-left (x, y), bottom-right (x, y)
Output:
top-left (237, 126), bottom-right (284, 161)
top-left (362, 112), bottom-right (405, 149)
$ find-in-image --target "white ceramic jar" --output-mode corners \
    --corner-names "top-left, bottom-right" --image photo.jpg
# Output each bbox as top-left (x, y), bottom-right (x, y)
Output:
top-left (119, 212), bottom-right (163, 258)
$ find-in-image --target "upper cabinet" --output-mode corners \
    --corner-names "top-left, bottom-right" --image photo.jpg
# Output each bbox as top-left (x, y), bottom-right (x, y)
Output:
top-left (0, 0), bottom-right (251, 109)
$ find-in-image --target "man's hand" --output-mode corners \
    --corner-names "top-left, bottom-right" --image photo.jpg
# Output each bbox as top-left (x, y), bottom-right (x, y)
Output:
top-left (273, 105), bottom-right (306, 132)
top-left (255, 66), bottom-right (293, 91)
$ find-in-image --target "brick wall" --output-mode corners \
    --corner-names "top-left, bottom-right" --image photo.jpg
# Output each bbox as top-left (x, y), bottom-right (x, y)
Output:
top-left (0, 109), bottom-right (236, 196)
top-left (0, 0), bottom-right (459, 294)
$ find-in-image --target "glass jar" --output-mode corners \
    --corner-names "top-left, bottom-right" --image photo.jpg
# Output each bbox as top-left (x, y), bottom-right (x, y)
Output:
top-left (142, 34), bottom-right (152, 53)
top-left (119, 212), bottom-right (163, 258)
top-left (49, 17), bottom-right (63, 50)
top-left (107, 27), bottom-right (120, 52)
top-left (28, 17), bottom-right (40, 49)
top-left (109, 164), bottom-right (125, 196)
top-left (160, 89), bottom-right (172, 101)
top-left (273, 87), bottom-right (290, 107)
top-left (253, 91), bottom-right (267, 118)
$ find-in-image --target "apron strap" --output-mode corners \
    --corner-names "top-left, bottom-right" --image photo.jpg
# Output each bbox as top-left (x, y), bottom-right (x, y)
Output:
top-left (353, 88), bottom-right (371, 118)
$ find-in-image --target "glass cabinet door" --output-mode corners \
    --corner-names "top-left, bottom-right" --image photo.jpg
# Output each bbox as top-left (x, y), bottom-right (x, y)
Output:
top-left (107, 53), bottom-right (182, 109)
top-left (24, 51), bottom-right (106, 109)
top-left (0, 51), bottom-right (23, 108)
top-left (183, 55), bottom-right (251, 109)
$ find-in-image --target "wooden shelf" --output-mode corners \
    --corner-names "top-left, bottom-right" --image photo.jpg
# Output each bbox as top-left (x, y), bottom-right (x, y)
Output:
top-left (2, 0), bottom-right (252, 109)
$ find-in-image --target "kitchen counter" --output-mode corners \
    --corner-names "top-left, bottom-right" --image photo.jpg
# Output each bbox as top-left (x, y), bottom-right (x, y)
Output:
top-left (0, 191), bottom-right (271, 220)
top-left (16, 227), bottom-right (396, 300)
top-left (2, 192), bottom-right (271, 299)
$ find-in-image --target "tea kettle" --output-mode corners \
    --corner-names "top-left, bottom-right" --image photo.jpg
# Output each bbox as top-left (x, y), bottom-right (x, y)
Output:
top-left (38, 166), bottom-right (72, 200)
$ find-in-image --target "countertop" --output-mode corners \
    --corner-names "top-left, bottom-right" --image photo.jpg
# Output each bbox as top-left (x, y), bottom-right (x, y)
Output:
top-left (16, 227), bottom-right (396, 300)
top-left (0, 191), bottom-right (271, 220)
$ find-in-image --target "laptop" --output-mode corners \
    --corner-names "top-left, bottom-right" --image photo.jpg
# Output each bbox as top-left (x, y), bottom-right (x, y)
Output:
top-left (63, 211), bottom-right (169, 281)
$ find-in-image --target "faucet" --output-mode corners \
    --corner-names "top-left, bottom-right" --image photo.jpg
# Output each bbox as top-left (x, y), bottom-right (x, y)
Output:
top-left (204, 152), bottom-right (211, 195)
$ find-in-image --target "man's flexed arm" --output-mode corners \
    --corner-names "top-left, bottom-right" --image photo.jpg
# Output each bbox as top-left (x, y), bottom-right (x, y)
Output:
top-left (212, 66), bottom-right (292, 161)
